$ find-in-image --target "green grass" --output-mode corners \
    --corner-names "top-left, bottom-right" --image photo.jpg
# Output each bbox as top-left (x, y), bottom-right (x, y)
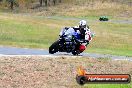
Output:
top-left (86, 48), bottom-right (132, 57)
top-left (0, 12), bottom-right (132, 56)
top-left (83, 83), bottom-right (132, 88)
top-left (0, 14), bottom-right (61, 48)
top-left (85, 20), bottom-right (132, 56)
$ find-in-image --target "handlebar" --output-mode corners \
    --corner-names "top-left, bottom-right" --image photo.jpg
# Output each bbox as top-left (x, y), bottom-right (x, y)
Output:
top-left (59, 35), bottom-right (89, 44)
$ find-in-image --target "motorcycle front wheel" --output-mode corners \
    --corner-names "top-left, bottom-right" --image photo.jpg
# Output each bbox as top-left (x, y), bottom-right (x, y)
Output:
top-left (49, 40), bottom-right (59, 54)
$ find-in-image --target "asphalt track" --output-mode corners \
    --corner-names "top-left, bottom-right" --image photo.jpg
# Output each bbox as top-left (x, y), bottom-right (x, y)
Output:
top-left (0, 46), bottom-right (132, 61)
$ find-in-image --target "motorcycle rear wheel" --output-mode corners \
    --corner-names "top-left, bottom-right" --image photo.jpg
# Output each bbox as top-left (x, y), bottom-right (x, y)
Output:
top-left (72, 50), bottom-right (80, 55)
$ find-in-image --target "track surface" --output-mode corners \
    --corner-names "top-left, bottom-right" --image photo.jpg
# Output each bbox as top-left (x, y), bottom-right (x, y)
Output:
top-left (0, 46), bottom-right (132, 61)
top-left (0, 46), bottom-right (49, 55)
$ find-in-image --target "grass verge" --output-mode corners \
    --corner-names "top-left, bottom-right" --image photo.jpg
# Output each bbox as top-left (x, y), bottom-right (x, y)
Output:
top-left (0, 13), bottom-right (132, 56)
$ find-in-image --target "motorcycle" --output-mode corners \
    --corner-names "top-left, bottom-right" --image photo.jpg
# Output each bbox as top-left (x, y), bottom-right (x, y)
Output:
top-left (49, 28), bottom-right (88, 55)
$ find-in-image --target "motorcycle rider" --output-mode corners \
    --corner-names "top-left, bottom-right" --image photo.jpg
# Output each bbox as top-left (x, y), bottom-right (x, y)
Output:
top-left (60, 20), bottom-right (94, 53)
top-left (74, 20), bottom-right (93, 52)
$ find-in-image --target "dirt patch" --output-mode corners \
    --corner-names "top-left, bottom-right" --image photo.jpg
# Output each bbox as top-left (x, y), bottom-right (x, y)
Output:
top-left (0, 56), bottom-right (132, 88)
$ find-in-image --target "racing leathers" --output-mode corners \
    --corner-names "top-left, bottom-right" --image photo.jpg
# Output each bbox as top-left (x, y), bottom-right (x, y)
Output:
top-left (59, 26), bottom-right (93, 52)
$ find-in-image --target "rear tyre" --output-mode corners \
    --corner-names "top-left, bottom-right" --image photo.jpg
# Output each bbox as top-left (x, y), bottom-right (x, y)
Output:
top-left (49, 40), bottom-right (59, 54)
top-left (72, 50), bottom-right (80, 55)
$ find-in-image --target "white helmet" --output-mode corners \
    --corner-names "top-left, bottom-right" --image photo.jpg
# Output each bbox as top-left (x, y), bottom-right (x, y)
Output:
top-left (79, 20), bottom-right (87, 28)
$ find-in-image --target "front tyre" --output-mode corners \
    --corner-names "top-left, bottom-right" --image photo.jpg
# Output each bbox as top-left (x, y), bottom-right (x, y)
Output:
top-left (49, 40), bottom-right (59, 54)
